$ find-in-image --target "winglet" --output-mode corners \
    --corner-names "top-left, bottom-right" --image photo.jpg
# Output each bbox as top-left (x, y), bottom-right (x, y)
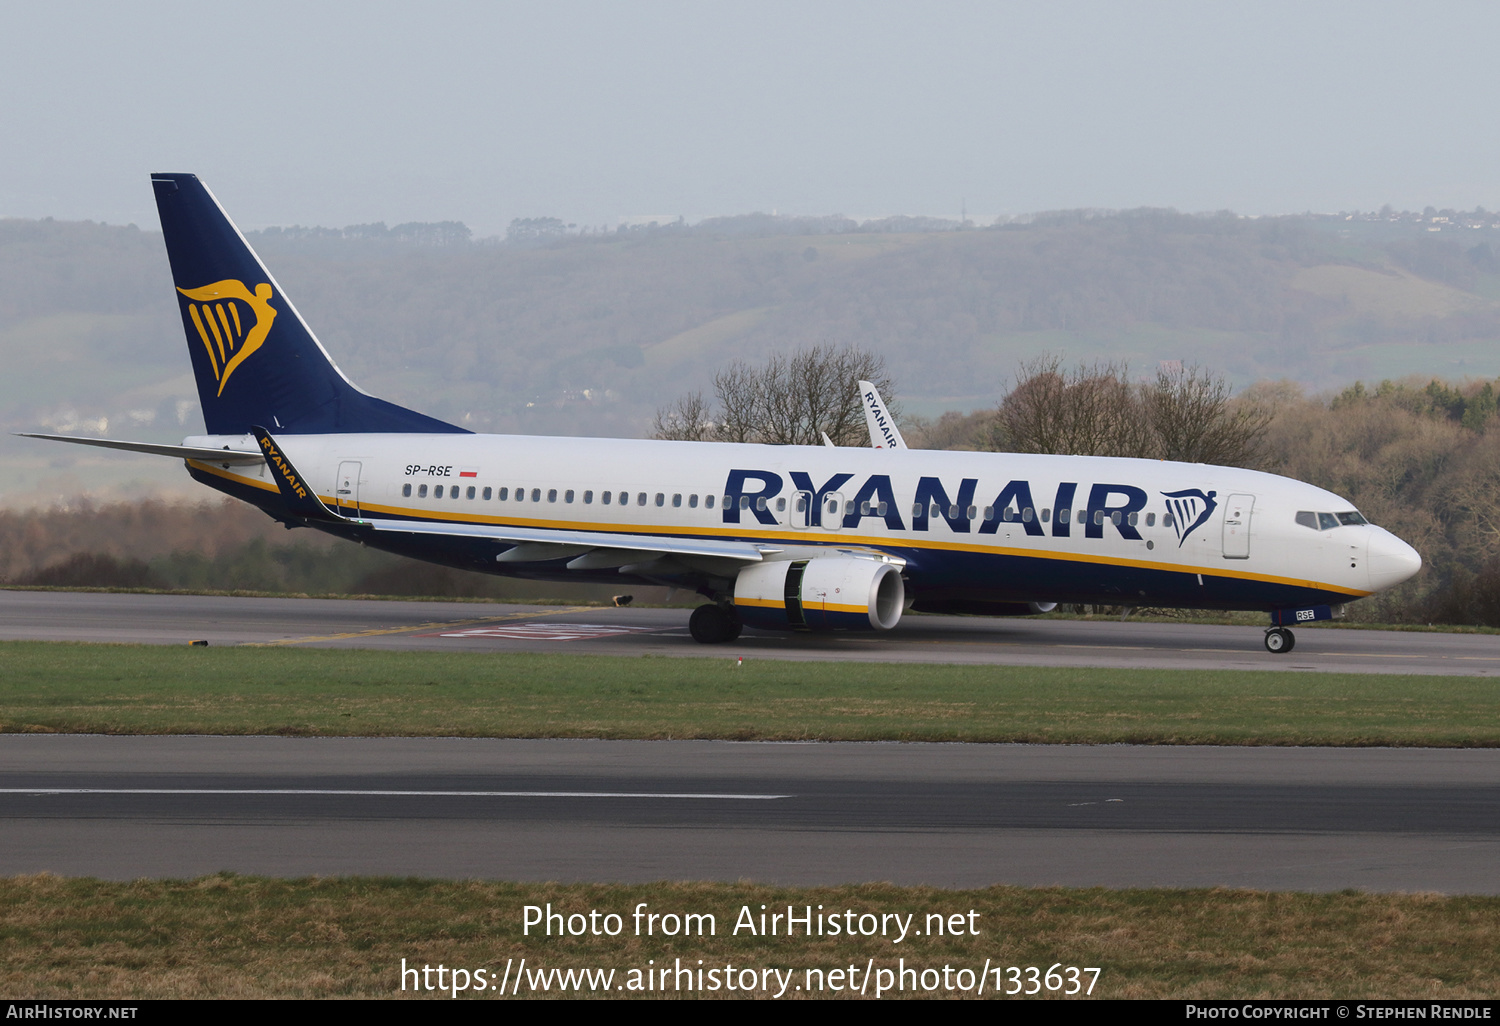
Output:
top-left (858, 380), bottom-right (907, 449)
top-left (250, 426), bottom-right (346, 522)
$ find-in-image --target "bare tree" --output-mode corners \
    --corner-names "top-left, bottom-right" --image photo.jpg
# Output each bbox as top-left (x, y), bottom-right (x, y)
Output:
top-left (649, 389), bottom-right (715, 442)
top-left (1142, 363), bottom-right (1273, 467)
top-left (992, 356), bottom-right (1145, 457)
top-left (652, 345), bottom-right (897, 446)
top-left (990, 355), bottom-right (1270, 468)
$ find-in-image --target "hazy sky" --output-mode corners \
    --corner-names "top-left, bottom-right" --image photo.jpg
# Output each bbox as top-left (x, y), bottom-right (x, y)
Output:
top-left (3, 1), bottom-right (1497, 235)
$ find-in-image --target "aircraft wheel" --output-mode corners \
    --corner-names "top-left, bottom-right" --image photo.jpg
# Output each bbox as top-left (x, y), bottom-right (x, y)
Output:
top-left (689, 604), bottom-right (741, 644)
top-left (1264, 627), bottom-right (1295, 654)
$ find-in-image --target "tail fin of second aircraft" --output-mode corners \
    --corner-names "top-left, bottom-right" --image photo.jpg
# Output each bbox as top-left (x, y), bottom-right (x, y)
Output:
top-left (151, 173), bottom-right (466, 436)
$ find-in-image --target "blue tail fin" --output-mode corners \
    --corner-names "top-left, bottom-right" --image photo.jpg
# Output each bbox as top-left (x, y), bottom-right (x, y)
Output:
top-left (151, 173), bottom-right (467, 436)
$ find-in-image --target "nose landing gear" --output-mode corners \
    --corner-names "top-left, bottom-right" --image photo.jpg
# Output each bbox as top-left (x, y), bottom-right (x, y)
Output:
top-left (1264, 627), bottom-right (1295, 654)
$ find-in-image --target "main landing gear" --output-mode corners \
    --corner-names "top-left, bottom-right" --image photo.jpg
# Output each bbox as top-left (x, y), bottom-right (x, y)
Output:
top-left (689, 604), bottom-right (742, 644)
top-left (1264, 627), bottom-right (1295, 654)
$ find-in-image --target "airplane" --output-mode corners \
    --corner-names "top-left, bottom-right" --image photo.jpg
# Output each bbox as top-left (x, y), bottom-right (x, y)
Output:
top-left (21, 173), bottom-right (1423, 654)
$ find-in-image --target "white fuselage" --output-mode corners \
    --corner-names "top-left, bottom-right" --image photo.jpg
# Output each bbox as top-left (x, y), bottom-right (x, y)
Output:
top-left (183, 431), bottom-right (1421, 610)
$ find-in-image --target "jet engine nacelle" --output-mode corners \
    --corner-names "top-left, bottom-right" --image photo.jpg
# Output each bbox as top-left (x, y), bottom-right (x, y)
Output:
top-left (733, 555), bottom-right (905, 632)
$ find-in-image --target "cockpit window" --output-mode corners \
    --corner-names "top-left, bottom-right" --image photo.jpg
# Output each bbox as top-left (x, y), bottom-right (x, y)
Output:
top-left (1298, 510), bottom-right (1370, 530)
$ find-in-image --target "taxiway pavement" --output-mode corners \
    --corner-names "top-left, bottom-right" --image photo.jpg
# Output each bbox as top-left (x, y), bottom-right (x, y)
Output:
top-left (2, 589), bottom-right (1497, 675)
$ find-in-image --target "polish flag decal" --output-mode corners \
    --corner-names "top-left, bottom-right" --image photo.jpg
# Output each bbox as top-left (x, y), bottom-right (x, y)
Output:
top-left (458, 467), bottom-right (479, 478)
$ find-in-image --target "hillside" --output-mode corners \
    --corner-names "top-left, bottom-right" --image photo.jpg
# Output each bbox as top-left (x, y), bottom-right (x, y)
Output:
top-left (3, 208), bottom-right (1499, 505)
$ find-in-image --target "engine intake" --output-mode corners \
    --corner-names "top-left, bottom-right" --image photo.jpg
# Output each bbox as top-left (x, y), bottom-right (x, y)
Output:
top-left (733, 556), bottom-right (904, 632)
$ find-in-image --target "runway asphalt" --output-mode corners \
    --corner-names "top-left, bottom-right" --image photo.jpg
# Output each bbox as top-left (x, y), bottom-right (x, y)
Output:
top-left (3, 735), bottom-right (1498, 891)
top-left (2, 589), bottom-right (1498, 674)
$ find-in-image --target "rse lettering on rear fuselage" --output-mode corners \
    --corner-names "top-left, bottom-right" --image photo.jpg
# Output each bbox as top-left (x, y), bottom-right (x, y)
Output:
top-left (22, 174), bottom-right (1421, 654)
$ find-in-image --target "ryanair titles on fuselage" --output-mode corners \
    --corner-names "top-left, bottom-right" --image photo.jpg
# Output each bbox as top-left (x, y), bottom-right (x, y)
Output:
top-left (720, 467), bottom-right (1212, 545)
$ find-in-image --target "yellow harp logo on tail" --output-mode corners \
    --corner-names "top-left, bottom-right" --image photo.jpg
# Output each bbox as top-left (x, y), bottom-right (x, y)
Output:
top-left (177, 280), bottom-right (277, 396)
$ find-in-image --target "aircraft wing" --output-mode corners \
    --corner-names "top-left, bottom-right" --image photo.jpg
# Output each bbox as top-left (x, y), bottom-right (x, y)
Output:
top-left (15, 432), bottom-right (265, 465)
top-left (363, 518), bottom-right (770, 564)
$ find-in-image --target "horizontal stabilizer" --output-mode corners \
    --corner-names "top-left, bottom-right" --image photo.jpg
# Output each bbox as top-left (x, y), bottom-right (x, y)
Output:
top-left (16, 432), bottom-right (264, 465)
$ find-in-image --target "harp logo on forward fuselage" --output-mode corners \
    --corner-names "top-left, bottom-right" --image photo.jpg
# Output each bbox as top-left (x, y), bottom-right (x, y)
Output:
top-left (177, 280), bottom-right (277, 396)
top-left (1162, 488), bottom-right (1218, 547)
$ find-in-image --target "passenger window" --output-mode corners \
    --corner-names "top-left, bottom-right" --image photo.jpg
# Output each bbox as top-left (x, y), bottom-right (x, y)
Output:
top-left (1041, 508), bottom-right (1050, 522)
top-left (1146, 512), bottom-right (1155, 527)
top-left (435, 485), bottom-right (445, 498)
top-left (531, 488), bottom-right (541, 502)
top-left (1295, 511), bottom-right (1318, 530)
top-left (483, 487), bottom-right (491, 500)
top-left (776, 497), bottom-right (786, 512)
top-left (912, 503), bottom-right (923, 517)
top-left (1002, 507), bottom-right (1014, 522)
top-left (402, 483), bottom-right (412, 497)
top-left (1163, 512), bottom-right (1174, 527)
top-left (689, 494), bottom-right (699, 508)
top-left (983, 506), bottom-right (995, 522)
top-left (1318, 512), bottom-right (1339, 531)
top-left (567, 490), bottom-right (576, 503)
top-left (672, 493), bottom-right (682, 507)
top-left (467, 486), bottom-right (476, 499)
top-left (722, 495), bottom-right (731, 508)
top-left (583, 490), bottom-right (593, 504)
top-left (967, 505), bottom-right (977, 520)
top-left (1022, 507), bottom-right (1033, 522)
top-left (498, 487), bottom-right (508, 501)
top-left (602, 491), bottom-right (611, 505)
top-left (638, 493), bottom-right (647, 506)
top-left (1058, 509), bottom-right (1070, 524)
top-left (860, 502), bottom-right (870, 516)
top-left (547, 489), bottom-right (557, 503)
top-left (706, 495), bottom-right (716, 509)
top-left (756, 496), bottom-right (768, 511)
top-left (418, 484), bottom-right (428, 498)
top-left (1127, 511), bottom-right (1137, 526)
top-left (653, 493), bottom-right (663, 507)
top-left (877, 501), bottom-right (888, 516)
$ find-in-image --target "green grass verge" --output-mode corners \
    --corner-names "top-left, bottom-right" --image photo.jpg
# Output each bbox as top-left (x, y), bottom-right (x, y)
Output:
top-left (2, 641), bottom-right (1498, 745)
top-left (2, 876), bottom-right (1495, 999)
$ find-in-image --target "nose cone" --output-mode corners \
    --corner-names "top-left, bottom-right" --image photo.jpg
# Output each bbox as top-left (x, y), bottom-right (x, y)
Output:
top-left (1367, 527), bottom-right (1422, 591)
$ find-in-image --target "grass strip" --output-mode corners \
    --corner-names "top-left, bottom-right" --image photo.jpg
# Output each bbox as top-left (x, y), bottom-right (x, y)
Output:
top-left (1, 641), bottom-right (1498, 745)
top-left (0, 876), bottom-right (1495, 999)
